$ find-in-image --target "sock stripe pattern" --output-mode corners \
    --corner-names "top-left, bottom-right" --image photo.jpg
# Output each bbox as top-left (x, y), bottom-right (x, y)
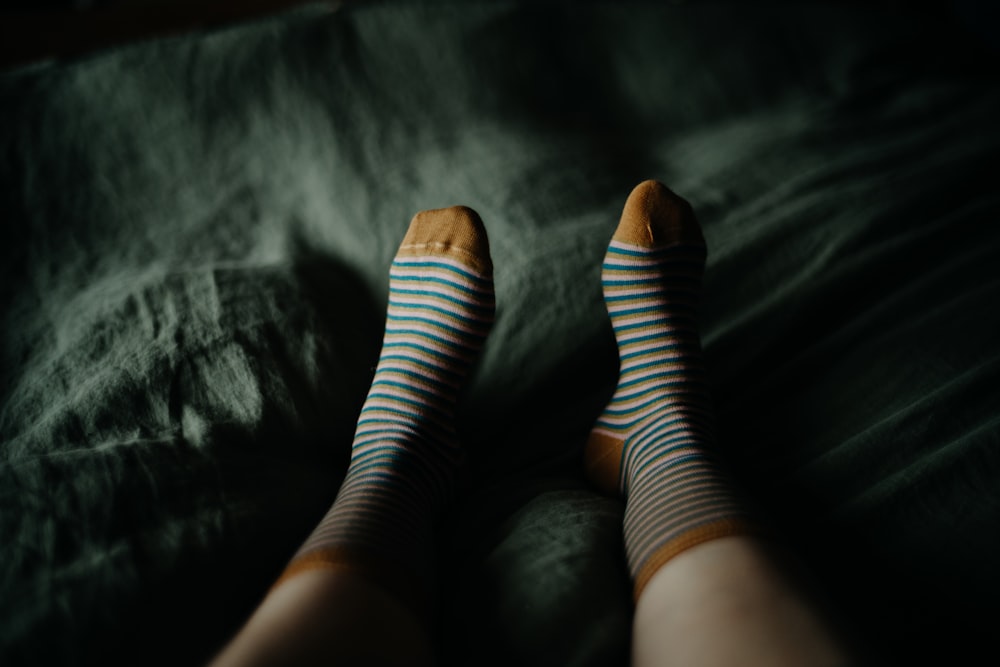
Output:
top-left (279, 246), bottom-right (494, 606)
top-left (597, 238), bottom-right (752, 597)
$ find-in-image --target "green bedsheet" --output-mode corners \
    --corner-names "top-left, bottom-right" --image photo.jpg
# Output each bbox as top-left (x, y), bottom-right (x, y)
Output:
top-left (2, 2), bottom-right (999, 665)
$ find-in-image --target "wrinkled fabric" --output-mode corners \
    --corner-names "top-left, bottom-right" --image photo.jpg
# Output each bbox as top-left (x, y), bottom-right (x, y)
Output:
top-left (1, 2), bottom-right (999, 665)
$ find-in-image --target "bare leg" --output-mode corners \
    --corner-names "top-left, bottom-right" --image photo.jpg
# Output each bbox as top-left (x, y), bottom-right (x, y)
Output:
top-left (210, 570), bottom-right (432, 667)
top-left (634, 537), bottom-right (853, 667)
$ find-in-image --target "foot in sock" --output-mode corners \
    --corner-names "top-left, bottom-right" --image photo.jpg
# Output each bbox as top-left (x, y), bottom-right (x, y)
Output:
top-left (275, 205), bottom-right (495, 614)
top-left (585, 180), bottom-right (756, 599)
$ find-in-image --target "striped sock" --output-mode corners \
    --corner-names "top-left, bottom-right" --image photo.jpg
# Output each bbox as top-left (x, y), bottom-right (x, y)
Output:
top-left (275, 205), bottom-right (495, 614)
top-left (585, 180), bottom-right (756, 600)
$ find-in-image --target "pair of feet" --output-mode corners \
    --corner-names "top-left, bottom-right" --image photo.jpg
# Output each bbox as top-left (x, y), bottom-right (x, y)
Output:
top-left (278, 180), bottom-right (755, 614)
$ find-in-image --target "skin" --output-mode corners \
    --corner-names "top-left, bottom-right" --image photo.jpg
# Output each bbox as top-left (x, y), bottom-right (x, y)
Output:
top-left (208, 569), bottom-right (432, 667)
top-left (210, 536), bottom-right (856, 667)
top-left (633, 536), bottom-right (856, 667)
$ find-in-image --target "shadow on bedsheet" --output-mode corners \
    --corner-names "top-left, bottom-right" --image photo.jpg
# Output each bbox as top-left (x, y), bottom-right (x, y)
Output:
top-left (0, 236), bottom-right (387, 666)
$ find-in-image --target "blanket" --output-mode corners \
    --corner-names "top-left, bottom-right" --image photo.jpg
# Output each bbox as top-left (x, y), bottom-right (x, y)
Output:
top-left (2, 2), bottom-right (999, 665)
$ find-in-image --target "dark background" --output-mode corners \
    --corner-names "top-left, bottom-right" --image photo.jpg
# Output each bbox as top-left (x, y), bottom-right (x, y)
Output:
top-left (2, 1), bottom-right (999, 72)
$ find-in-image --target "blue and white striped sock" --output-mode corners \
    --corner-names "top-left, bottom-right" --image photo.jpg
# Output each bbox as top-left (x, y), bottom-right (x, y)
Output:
top-left (276, 206), bottom-right (495, 613)
top-left (585, 180), bottom-right (756, 600)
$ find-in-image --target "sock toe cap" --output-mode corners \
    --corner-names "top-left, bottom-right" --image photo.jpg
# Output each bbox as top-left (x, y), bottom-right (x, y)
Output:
top-left (401, 206), bottom-right (492, 275)
top-left (614, 180), bottom-right (704, 248)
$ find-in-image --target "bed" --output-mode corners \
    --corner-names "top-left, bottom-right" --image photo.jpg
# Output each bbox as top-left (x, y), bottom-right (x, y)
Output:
top-left (2, 1), bottom-right (999, 665)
